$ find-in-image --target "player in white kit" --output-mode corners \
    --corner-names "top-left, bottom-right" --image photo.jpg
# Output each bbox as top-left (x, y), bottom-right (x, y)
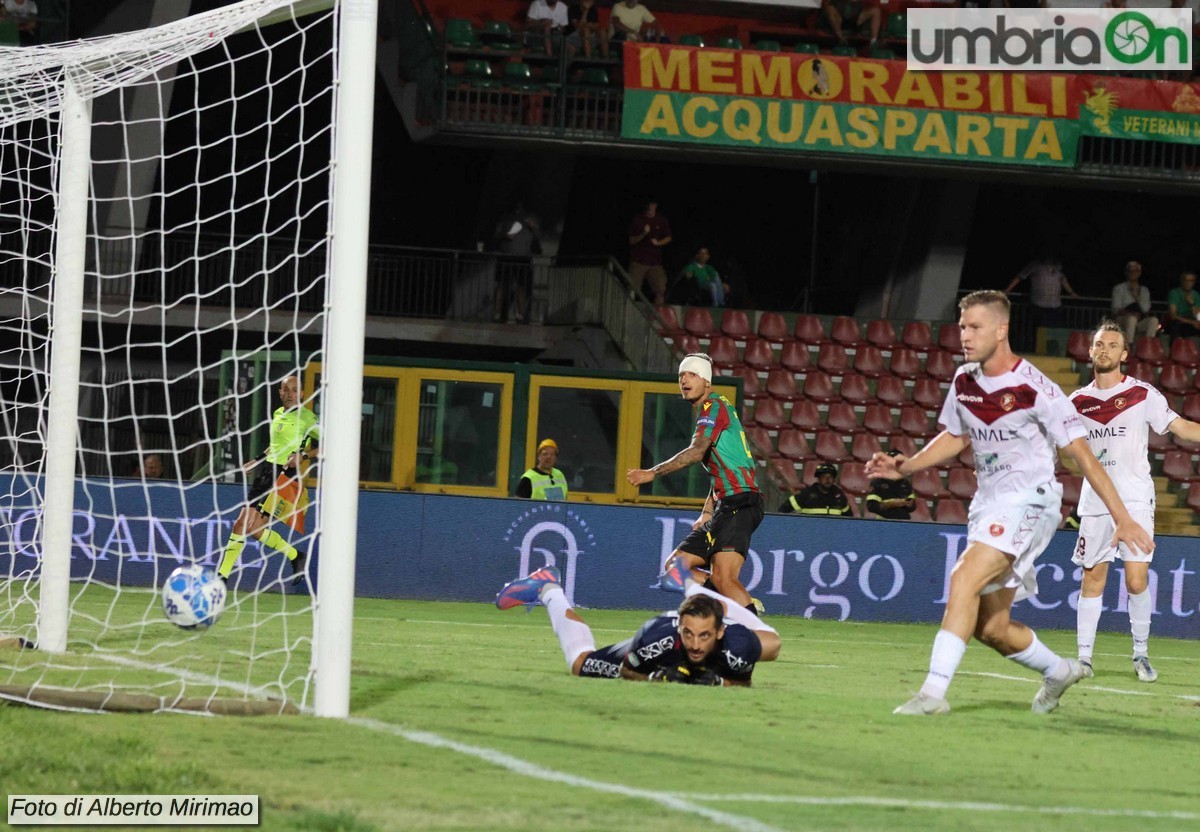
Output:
top-left (1069, 321), bottom-right (1200, 682)
top-left (867, 292), bottom-right (1154, 715)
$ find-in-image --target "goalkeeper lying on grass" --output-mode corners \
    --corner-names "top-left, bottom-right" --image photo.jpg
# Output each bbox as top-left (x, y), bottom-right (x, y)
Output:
top-left (495, 562), bottom-right (780, 686)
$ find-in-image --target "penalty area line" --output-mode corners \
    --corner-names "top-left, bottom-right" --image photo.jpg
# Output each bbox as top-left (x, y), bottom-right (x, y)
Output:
top-left (346, 717), bottom-right (784, 832)
top-left (682, 793), bottom-right (1200, 822)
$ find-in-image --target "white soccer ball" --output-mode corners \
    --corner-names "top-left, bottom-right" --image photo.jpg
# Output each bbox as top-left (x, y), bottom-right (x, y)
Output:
top-left (162, 564), bottom-right (227, 630)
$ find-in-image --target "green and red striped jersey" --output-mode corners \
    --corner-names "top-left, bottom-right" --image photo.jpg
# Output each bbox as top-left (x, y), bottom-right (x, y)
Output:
top-left (693, 392), bottom-right (759, 500)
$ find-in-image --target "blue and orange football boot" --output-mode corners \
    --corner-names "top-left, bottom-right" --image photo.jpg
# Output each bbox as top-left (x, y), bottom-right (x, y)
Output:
top-left (495, 565), bottom-right (562, 611)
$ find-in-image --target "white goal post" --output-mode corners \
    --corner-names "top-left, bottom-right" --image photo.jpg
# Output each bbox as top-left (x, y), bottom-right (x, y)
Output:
top-left (0, 0), bottom-right (374, 718)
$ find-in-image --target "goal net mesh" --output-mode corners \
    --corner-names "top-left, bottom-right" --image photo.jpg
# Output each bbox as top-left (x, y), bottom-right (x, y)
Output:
top-left (0, 0), bottom-right (338, 713)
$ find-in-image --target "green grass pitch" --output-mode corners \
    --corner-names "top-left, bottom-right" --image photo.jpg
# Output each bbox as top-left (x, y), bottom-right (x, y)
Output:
top-left (3, 597), bottom-right (1199, 831)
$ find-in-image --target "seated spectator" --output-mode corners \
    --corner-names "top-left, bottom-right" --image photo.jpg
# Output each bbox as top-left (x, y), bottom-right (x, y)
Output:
top-left (679, 247), bottom-right (728, 307)
top-left (1110, 260), bottom-right (1160, 347)
top-left (1165, 270), bottom-right (1200, 341)
top-left (526, 0), bottom-right (569, 56)
top-left (566, 0), bottom-right (608, 58)
top-left (822, 0), bottom-right (880, 47)
top-left (778, 463), bottom-right (852, 516)
top-left (609, 0), bottom-right (656, 45)
top-left (866, 450), bottom-right (915, 520)
top-left (133, 453), bottom-right (165, 480)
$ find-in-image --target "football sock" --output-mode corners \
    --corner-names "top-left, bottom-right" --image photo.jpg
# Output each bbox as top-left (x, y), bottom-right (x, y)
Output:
top-left (217, 533), bottom-right (246, 579)
top-left (1076, 594), bottom-right (1102, 662)
top-left (1128, 589), bottom-right (1152, 657)
top-left (685, 582), bottom-right (777, 634)
top-left (258, 528), bottom-right (298, 562)
top-left (541, 584), bottom-right (595, 669)
top-left (1007, 632), bottom-right (1068, 680)
top-left (919, 629), bottom-right (966, 700)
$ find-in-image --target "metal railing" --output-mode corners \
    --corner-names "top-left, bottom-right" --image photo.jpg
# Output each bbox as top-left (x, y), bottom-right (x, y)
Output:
top-left (438, 79), bottom-right (624, 137)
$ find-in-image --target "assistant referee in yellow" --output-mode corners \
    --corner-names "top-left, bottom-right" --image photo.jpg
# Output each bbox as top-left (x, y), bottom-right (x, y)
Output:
top-left (217, 374), bottom-right (319, 583)
top-left (515, 438), bottom-right (568, 501)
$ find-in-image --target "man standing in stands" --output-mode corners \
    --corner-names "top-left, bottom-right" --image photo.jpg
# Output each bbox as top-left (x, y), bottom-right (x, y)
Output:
top-left (1069, 321), bottom-right (1200, 683)
top-left (1003, 255), bottom-right (1079, 351)
top-left (627, 353), bottom-right (763, 614)
top-left (1111, 261), bottom-right (1160, 348)
top-left (778, 462), bottom-right (852, 516)
top-left (515, 438), bottom-right (568, 501)
top-left (866, 450), bottom-right (915, 520)
top-left (627, 199), bottom-right (671, 306)
top-left (867, 291), bottom-right (1152, 716)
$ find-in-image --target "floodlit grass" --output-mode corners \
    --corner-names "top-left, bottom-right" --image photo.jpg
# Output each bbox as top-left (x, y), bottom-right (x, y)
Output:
top-left (4, 597), bottom-right (1200, 831)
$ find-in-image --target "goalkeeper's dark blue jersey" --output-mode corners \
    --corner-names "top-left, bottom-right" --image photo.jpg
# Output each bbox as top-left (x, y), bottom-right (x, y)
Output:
top-left (620, 612), bottom-right (762, 683)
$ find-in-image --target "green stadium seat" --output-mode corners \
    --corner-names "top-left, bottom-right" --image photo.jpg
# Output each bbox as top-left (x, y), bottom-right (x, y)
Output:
top-left (794, 41), bottom-right (819, 54)
top-left (465, 59), bottom-right (500, 89)
top-left (831, 45), bottom-right (858, 57)
top-left (541, 63), bottom-right (561, 83)
top-left (870, 47), bottom-right (896, 59)
top-left (679, 34), bottom-right (705, 47)
top-left (715, 36), bottom-right (743, 50)
top-left (504, 62), bottom-right (539, 91)
top-left (886, 12), bottom-right (907, 39)
top-left (754, 40), bottom-right (782, 52)
top-left (580, 67), bottom-right (609, 86)
top-left (445, 18), bottom-right (480, 49)
top-left (482, 20), bottom-right (520, 51)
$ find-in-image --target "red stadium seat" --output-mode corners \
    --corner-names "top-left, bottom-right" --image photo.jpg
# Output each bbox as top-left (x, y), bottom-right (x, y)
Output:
top-left (912, 468), bottom-right (950, 499)
top-left (839, 374), bottom-right (874, 406)
top-left (851, 432), bottom-right (883, 462)
top-left (1184, 393), bottom-right (1200, 421)
top-left (672, 334), bottom-right (701, 356)
top-left (802, 459), bottom-right (825, 485)
top-left (1174, 432), bottom-right (1200, 453)
top-left (863, 404), bottom-right (895, 436)
top-left (814, 430), bottom-right (852, 462)
top-left (1068, 331), bottom-right (1092, 365)
top-left (899, 405), bottom-right (936, 438)
top-left (803, 370), bottom-right (839, 404)
top-left (910, 497), bottom-right (932, 522)
top-left (776, 427), bottom-right (812, 460)
top-left (912, 377), bottom-right (943, 411)
top-left (938, 323), bottom-right (962, 355)
top-left (840, 462), bottom-right (870, 495)
top-left (902, 321), bottom-right (934, 353)
top-left (684, 307), bottom-right (716, 338)
top-left (854, 345), bottom-right (888, 378)
top-left (925, 350), bottom-right (957, 382)
top-left (655, 306), bottom-right (683, 335)
top-left (958, 445), bottom-right (975, 468)
top-left (889, 434), bottom-right (919, 458)
top-left (747, 398), bottom-right (788, 430)
top-left (1171, 337), bottom-right (1200, 369)
top-left (1149, 430), bottom-right (1173, 453)
top-left (708, 336), bottom-right (740, 369)
top-left (1160, 364), bottom-right (1190, 395)
top-left (790, 399), bottom-right (823, 432)
top-left (743, 338), bottom-right (776, 371)
top-left (756, 312), bottom-right (790, 344)
top-left (1187, 485), bottom-right (1200, 514)
top-left (832, 315), bottom-right (863, 346)
top-left (721, 309), bottom-right (753, 340)
top-left (876, 375), bottom-right (907, 407)
top-left (866, 319), bottom-right (899, 349)
top-left (1135, 336), bottom-right (1168, 367)
top-left (817, 343), bottom-right (849, 374)
top-left (780, 341), bottom-right (811, 373)
top-left (765, 458), bottom-right (802, 493)
top-left (826, 402), bottom-right (860, 435)
top-left (733, 366), bottom-right (766, 400)
top-left (1126, 360), bottom-right (1156, 385)
top-left (1162, 450), bottom-right (1199, 483)
top-left (745, 425), bottom-right (774, 457)
top-left (794, 314), bottom-right (827, 345)
top-left (1058, 474), bottom-right (1083, 506)
top-left (766, 368), bottom-right (803, 401)
top-left (935, 498), bottom-right (968, 524)
top-left (948, 468), bottom-right (977, 500)
top-left (889, 347), bottom-right (923, 380)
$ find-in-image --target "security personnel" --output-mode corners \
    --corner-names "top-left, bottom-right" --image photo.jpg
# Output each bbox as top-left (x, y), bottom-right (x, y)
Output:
top-left (516, 438), bottom-right (568, 501)
top-left (866, 449), bottom-right (916, 520)
top-left (779, 462), bottom-right (851, 516)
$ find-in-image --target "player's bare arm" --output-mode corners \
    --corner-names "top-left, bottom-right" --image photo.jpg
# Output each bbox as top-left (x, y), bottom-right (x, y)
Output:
top-left (865, 431), bottom-right (968, 480)
top-left (1167, 417), bottom-right (1200, 444)
top-left (627, 431), bottom-right (709, 485)
top-left (693, 489), bottom-right (715, 530)
top-left (619, 662), bottom-right (651, 682)
top-left (1062, 437), bottom-right (1155, 554)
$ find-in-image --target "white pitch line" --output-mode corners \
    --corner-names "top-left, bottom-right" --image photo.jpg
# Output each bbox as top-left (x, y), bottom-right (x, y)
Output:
top-left (347, 717), bottom-right (783, 832)
top-left (681, 793), bottom-right (1200, 822)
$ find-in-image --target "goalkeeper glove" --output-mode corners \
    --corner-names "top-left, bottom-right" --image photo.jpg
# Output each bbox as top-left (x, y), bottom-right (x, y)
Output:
top-left (648, 665), bottom-right (692, 683)
top-left (688, 666), bottom-right (725, 686)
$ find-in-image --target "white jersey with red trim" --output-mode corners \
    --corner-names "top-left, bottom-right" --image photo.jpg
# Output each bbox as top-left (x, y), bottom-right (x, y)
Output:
top-left (939, 359), bottom-right (1086, 508)
top-left (1069, 375), bottom-right (1177, 516)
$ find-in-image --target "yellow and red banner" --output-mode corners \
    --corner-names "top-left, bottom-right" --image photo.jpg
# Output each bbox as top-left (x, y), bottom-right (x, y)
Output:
top-left (621, 43), bottom-right (1200, 166)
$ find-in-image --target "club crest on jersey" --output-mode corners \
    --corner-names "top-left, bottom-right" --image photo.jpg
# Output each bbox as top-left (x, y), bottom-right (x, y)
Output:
top-left (989, 523), bottom-right (1004, 537)
top-left (1000, 393), bottom-right (1016, 411)
top-left (1114, 396), bottom-right (1127, 410)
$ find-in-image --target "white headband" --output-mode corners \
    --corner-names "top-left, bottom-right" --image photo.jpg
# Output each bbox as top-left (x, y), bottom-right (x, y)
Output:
top-left (678, 355), bottom-right (712, 383)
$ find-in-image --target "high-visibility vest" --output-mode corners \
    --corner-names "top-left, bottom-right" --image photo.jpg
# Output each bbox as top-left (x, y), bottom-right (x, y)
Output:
top-left (522, 467), bottom-right (568, 501)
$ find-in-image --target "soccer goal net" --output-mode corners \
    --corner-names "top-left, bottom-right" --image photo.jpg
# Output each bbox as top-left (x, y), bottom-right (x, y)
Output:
top-left (0, 0), bottom-right (368, 715)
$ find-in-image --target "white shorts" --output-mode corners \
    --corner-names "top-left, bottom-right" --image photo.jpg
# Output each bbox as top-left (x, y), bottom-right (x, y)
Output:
top-left (967, 497), bottom-right (1060, 603)
top-left (1072, 507), bottom-right (1155, 569)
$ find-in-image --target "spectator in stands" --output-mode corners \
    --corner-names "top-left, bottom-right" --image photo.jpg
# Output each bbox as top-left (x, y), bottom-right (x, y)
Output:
top-left (679, 247), bottom-right (728, 307)
top-left (493, 202), bottom-right (539, 323)
top-left (822, 0), bottom-right (881, 48)
top-left (866, 450), bottom-right (915, 520)
top-left (566, 0), bottom-right (608, 58)
top-left (1003, 256), bottom-right (1078, 326)
top-left (1110, 260), bottom-right (1160, 347)
top-left (133, 453), bottom-right (165, 480)
top-left (2, 0), bottom-right (37, 46)
top-left (627, 199), bottom-right (672, 305)
top-left (778, 463), bottom-right (852, 516)
top-left (609, 0), bottom-right (657, 45)
top-left (526, 0), bottom-right (569, 56)
top-left (1165, 270), bottom-right (1200, 342)
top-left (516, 438), bottom-right (568, 500)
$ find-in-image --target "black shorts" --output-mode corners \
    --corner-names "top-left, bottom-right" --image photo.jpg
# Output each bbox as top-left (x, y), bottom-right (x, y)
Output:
top-left (248, 463), bottom-right (291, 516)
top-left (676, 491), bottom-right (764, 566)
